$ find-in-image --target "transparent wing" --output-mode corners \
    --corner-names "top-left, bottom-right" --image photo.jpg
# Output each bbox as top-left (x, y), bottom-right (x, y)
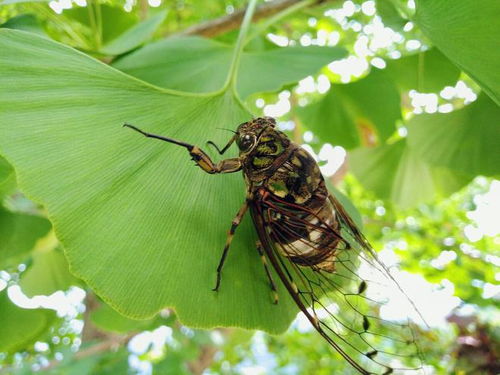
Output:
top-left (249, 193), bottom-right (426, 375)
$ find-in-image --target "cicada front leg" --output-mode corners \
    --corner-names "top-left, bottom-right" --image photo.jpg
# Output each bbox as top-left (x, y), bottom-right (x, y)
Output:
top-left (123, 124), bottom-right (242, 174)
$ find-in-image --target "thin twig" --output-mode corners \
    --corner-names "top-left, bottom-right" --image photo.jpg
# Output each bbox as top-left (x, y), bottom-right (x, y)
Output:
top-left (39, 333), bottom-right (135, 372)
top-left (173, 0), bottom-right (326, 38)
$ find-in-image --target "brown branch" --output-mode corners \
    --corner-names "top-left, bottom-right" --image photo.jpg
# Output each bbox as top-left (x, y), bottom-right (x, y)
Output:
top-left (39, 333), bottom-right (135, 372)
top-left (186, 328), bottom-right (231, 375)
top-left (173, 0), bottom-right (325, 38)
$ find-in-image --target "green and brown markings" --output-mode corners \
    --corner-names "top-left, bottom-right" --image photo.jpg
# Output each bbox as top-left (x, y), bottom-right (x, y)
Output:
top-left (124, 117), bottom-right (426, 375)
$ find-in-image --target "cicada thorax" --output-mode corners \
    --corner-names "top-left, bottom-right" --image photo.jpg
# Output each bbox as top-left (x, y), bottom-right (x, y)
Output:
top-left (243, 129), bottom-right (341, 273)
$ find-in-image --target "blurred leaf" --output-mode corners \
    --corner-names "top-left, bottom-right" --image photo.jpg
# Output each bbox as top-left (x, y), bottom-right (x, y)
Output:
top-left (407, 94), bottom-right (500, 176)
top-left (415, 0), bottom-right (500, 104)
top-left (335, 68), bottom-right (401, 142)
top-left (0, 0), bottom-right (48, 4)
top-left (0, 156), bottom-right (16, 199)
top-left (113, 37), bottom-right (231, 93)
top-left (297, 68), bottom-right (400, 147)
top-left (386, 48), bottom-right (461, 92)
top-left (0, 14), bottom-right (45, 36)
top-left (0, 290), bottom-right (56, 353)
top-left (350, 140), bottom-right (404, 201)
top-left (375, 0), bottom-right (407, 30)
top-left (350, 140), bottom-right (472, 208)
top-left (90, 302), bottom-right (156, 333)
top-left (238, 46), bottom-right (347, 98)
top-left (64, 4), bottom-right (138, 45)
top-left (19, 246), bottom-right (78, 297)
top-left (113, 36), bottom-right (347, 98)
top-left (329, 185), bottom-right (363, 229)
top-left (99, 10), bottom-right (167, 56)
top-left (47, 354), bottom-right (102, 375)
top-left (0, 207), bottom-right (52, 268)
top-left (0, 29), bottom-right (299, 333)
top-left (296, 89), bottom-right (359, 149)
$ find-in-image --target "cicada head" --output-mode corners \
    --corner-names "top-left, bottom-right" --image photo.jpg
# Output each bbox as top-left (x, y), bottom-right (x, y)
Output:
top-left (236, 117), bottom-right (276, 153)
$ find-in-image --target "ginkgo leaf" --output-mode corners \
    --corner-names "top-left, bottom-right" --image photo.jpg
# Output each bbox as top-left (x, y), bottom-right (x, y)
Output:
top-left (113, 36), bottom-right (347, 98)
top-left (0, 290), bottom-right (56, 353)
top-left (349, 139), bottom-right (472, 208)
top-left (0, 207), bottom-right (52, 269)
top-left (415, 0), bottom-right (500, 104)
top-left (99, 10), bottom-right (167, 56)
top-left (0, 157), bottom-right (15, 199)
top-left (19, 246), bottom-right (78, 297)
top-left (0, 29), bottom-right (299, 333)
top-left (406, 94), bottom-right (500, 176)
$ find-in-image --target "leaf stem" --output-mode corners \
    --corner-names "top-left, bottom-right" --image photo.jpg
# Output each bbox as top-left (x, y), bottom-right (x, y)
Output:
top-left (245, 0), bottom-right (314, 45)
top-left (88, 0), bottom-right (102, 49)
top-left (223, 0), bottom-right (259, 92)
top-left (30, 3), bottom-right (89, 48)
top-left (417, 51), bottom-right (424, 92)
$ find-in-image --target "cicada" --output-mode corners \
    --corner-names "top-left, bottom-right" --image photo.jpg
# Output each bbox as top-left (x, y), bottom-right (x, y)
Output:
top-left (124, 117), bottom-right (425, 375)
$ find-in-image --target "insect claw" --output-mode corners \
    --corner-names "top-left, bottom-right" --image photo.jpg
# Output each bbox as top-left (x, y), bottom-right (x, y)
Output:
top-left (272, 292), bottom-right (279, 305)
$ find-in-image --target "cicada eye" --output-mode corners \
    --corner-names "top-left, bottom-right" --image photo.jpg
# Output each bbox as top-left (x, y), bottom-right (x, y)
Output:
top-left (237, 134), bottom-right (256, 152)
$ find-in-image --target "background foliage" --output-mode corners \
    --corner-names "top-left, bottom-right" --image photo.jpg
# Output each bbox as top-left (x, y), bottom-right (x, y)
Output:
top-left (0, 0), bottom-right (498, 374)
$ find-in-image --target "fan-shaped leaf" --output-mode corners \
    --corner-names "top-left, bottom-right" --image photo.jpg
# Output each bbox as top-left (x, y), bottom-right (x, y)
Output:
top-left (19, 246), bottom-right (78, 297)
top-left (0, 157), bottom-right (15, 199)
top-left (415, 0), bottom-right (500, 104)
top-left (0, 29), bottom-right (298, 333)
top-left (407, 94), bottom-right (500, 176)
top-left (0, 290), bottom-right (56, 353)
top-left (100, 10), bottom-right (167, 56)
top-left (297, 68), bottom-right (400, 147)
top-left (113, 37), bottom-right (347, 98)
top-left (350, 140), bottom-right (472, 208)
top-left (0, 207), bottom-right (52, 268)
top-left (385, 48), bottom-right (461, 92)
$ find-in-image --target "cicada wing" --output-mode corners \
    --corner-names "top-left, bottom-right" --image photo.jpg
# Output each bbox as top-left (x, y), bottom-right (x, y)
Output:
top-left (249, 194), bottom-right (425, 375)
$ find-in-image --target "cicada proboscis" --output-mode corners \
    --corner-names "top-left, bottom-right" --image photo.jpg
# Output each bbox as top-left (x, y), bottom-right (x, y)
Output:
top-left (124, 117), bottom-right (426, 375)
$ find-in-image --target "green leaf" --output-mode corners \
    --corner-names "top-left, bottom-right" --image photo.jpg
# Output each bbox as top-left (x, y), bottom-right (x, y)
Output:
top-left (0, 29), bottom-right (299, 333)
top-left (113, 36), bottom-right (347, 98)
top-left (237, 45), bottom-right (347, 98)
top-left (296, 89), bottom-right (359, 149)
top-left (350, 140), bottom-right (472, 208)
top-left (329, 185), bottom-right (363, 229)
top-left (415, 0), bottom-right (500, 104)
top-left (406, 94), bottom-right (500, 176)
top-left (99, 10), bottom-right (167, 56)
top-left (0, 207), bottom-right (52, 268)
top-left (297, 68), bottom-right (400, 147)
top-left (90, 302), bottom-right (156, 333)
top-left (335, 68), bottom-right (401, 142)
top-left (19, 246), bottom-right (78, 297)
top-left (385, 48), bottom-right (461, 92)
top-left (113, 37), bottom-right (231, 93)
top-left (0, 290), bottom-right (56, 353)
top-left (64, 4), bottom-right (138, 45)
top-left (0, 14), bottom-right (46, 36)
top-left (0, 156), bottom-right (16, 199)
top-left (375, 0), bottom-right (407, 30)
top-left (0, 0), bottom-right (48, 4)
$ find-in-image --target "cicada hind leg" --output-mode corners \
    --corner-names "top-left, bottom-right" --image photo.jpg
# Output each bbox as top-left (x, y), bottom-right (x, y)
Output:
top-left (256, 241), bottom-right (279, 304)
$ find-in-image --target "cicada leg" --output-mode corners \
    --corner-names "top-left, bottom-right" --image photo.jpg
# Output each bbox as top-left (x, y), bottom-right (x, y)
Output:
top-left (123, 124), bottom-right (242, 174)
top-left (212, 201), bottom-right (249, 291)
top-left (256, 241), bottom-right (279, 304)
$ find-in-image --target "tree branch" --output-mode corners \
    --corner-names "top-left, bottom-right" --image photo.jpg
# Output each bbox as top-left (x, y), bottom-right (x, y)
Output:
top-left (174, 0), bottom-right (326, 38)
top-left (39, 333), bottom-right (135, 372)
